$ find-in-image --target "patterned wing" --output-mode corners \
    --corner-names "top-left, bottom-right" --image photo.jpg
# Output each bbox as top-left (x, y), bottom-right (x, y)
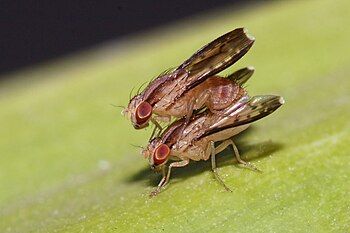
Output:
top-left (142, 28), bottom-right (254, 102)
top-left (176, 28), bottom-right (255, 94)
top-left (197, 95), bottom-right (284, 139)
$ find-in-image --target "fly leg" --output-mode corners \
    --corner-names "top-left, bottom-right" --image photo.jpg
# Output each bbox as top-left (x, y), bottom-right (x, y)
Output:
top-left (180, 90), bottom-right (212, 135)
top-left (195, 89), bottom-right (213, 112)
top-left (196, 90), bottom-right (224, 115)
top-left (150, 159), bottom-right (189, 197)
top-left (149, 118), bottom-right (163, 140)
top-left (176, 100), bottom-right (195, 138)
top-left (150, 166), bottom-right (166, 197)
top-left (150, 115), bottom-right (172, 139)
top-left (210, 141), bottom-right (232, 192)
top-left (216, 139), bottom-right (261, 172)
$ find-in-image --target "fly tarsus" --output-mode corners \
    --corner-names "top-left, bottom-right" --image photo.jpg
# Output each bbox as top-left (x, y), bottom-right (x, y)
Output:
top-left (217, 139), bottom-right (262, 173)
top-left (149, 159), bottom-right (190, 197)
top-left (150, 166), bottom-right (167, 197)
top-left (210, 141), bottom-right (233, 192)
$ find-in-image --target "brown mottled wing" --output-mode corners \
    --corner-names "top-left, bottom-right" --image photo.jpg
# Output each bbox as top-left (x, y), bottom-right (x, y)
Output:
top-left (142, 28), bottom-right (254, 102)
top-left (196, 95), bottom-right (284, 140)
top-left (176, 28), bottom-right (255, 93)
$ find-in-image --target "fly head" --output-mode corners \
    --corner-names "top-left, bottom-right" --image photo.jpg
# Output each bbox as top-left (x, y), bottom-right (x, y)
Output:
top-left (124, 95), bottom-right (153, 129)
top-left (143, 138), bottom-right (171, 171)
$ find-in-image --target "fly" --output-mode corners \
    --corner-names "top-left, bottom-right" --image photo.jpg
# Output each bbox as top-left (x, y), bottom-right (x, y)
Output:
top-left (142, 95), bottom-right (285, 196)
top-left (123, 28), bottom-right (255, 137)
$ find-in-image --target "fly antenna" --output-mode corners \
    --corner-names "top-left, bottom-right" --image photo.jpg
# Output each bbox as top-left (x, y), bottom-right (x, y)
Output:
top-left (110, 104), bottom-right (125, 109)
top-left (130, 144), bottom-right (144, 149)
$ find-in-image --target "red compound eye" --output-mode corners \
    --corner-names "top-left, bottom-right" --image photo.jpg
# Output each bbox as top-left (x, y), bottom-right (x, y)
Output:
top-left (136, 101), bottom-right (152, 125)
top-left (153, 144), bottom-right (170, 165)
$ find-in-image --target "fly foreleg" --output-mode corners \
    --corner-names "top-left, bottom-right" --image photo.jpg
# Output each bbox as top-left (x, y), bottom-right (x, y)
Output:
top-left (151, 115), bottom-right (172, 138)
top-left (150, 118), bottom-right (163, 140)
top-left (150, 166), bottom-right (167, 197)
top-left (150, 159), bottom-right (189, 197)
top-left (210, 141), bottom-right (232, 192)
top-left (215, 139), bottom-right (261, 172)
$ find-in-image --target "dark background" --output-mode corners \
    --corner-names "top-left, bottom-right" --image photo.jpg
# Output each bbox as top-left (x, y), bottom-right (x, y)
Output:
top-left (0, 0), bottom-right (253, 76)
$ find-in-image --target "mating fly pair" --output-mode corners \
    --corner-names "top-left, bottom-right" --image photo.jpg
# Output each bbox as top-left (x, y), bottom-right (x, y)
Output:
top-left (124, 28), bottom-right (284, 196)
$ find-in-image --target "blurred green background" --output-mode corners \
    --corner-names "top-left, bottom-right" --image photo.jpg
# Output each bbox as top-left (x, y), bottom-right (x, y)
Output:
top-left (1, 0), bottom-right (349, 232)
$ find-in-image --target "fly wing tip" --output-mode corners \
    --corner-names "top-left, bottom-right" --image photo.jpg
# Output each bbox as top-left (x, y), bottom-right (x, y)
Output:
top-left (278, 96), bottom-right (285, 105)
top-left (247, 66), bottom-right (255, 71)
top-left (243, 28), bottom-right (255, 41)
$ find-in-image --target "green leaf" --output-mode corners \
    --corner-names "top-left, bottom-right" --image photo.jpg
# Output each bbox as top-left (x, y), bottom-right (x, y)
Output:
top-left (1, 0), bottom-right (350, 232)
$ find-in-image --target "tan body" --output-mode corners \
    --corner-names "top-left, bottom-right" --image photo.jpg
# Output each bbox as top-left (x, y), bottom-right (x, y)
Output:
top-left (153, 76), bottom-right (246, 118)
top-left (172, 124), bottom-right (250, 162)
top-left (144, 95), bottom-right (284, 196)
top-left (160, 100), bottom-right (251, 162)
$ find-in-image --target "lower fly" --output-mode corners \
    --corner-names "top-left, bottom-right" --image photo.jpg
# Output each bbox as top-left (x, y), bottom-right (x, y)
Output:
top-left (142, 95), bottom-right (284, 196)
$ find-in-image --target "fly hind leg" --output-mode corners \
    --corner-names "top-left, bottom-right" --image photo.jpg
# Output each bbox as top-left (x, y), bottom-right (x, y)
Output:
top-left (210, 141), bottom-right (232, 192)
top-left (176, 90), bottom-right (211, 141)
top-left (187, 90), bottom-right (214, 123)
top-left (216, 139), bottom-right (261, 172)
top-left (180, 90), bottom-right (212, 135)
